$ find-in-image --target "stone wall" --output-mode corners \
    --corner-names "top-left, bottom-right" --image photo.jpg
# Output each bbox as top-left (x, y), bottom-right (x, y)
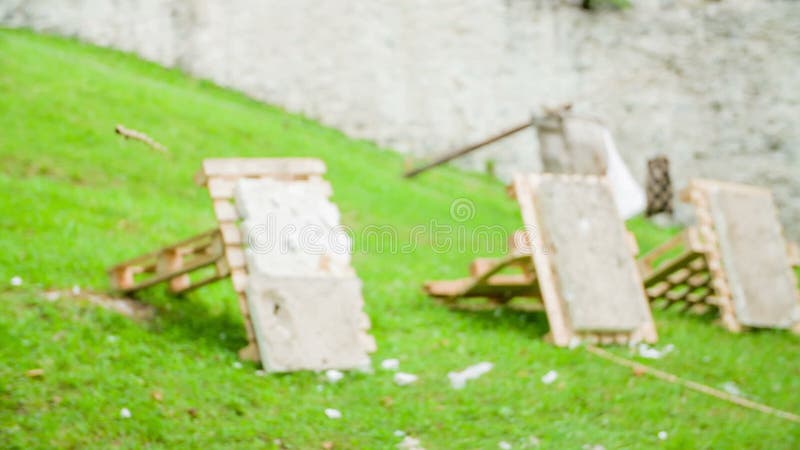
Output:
top-left (2, 0), bottom-right (798, 237)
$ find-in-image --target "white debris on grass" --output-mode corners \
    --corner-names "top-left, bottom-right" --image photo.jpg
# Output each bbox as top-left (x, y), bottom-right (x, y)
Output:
top-left (119, 408), bottom-right (132, 419)
top-left (636, 343), bottom-right (674, 359)
top-left (106, 335), bottom-right (119, 344)
top-left (10, 276), bottom-right (22, 287)
top-left (447, 362), bottom-right (493, 389)
top-left (381, 358), bottom-right (400, 371)
top-left (721, 381), bottom-right (743, 396)
top-left (324, 408), bottom-right (342, 419)
top-left (499, 441), bottom-right (512, 449)
top-left (254, 369), bottom-right (266, 377)
top-left (394, 372), bottom-right (418, 386)
top-left (232, 361), bottom-right (243, 369)
top-left (325, 369), bottom-right (344, 383)
top-left (658, 431), bottom-right (668, 440)
top-left (397, 436), bottom-right (424, 450)
top-left (541, 370), bottom-right (558, 385)
top-left (568, 336), bottom-right (582, 350)
top-left (528, 436), bottom-right (541, 446)
top-left (582, 445), bottom-right (605, 450)
top-left (72, 285), bottom-right (81, 295)
top-left (393, 430), bottom-right (406, 437)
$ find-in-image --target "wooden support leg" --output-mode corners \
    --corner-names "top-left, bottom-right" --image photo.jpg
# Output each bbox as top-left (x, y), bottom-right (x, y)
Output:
top-left (110, 266), bottom-right (135, 291)
top-left (159, 248), bottom-right (191, 293)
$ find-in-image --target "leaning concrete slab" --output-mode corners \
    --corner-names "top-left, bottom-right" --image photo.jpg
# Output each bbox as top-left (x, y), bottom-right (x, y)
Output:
top-left (702, 181), bottom-right (800, 328)
top-left (513, 173), bottom-right (657, 345)
top-left (246, 276), bottom-right (372, 372)
top-left (236, 177), bottom-right (374, 372)
top-left (108, 158), bottom-right (376, 368)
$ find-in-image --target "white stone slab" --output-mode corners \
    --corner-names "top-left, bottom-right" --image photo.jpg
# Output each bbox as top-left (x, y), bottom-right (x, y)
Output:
top-left (533, 177), bottom-right (650, 331)
top-left (247, 276), bottom-right (374, 372)
top-left (235, 177), bottom-right (374, 372)
top-left (707, 186), bottom-right (800, 328)
top-left (236, 178), bottom-right (353, 277)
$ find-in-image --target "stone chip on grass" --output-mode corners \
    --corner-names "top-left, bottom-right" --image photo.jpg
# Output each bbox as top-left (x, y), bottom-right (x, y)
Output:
top-left (324, 408), bottom-right (342, 419)
top-left (325, 369), bottom-right (344, 383)
top-left (636, 343), bottom-right (674, 359)
top-left (381, 358), bottom-right (400, 371)
top-left (394, 372), bottom-right (418, 386)
top-left (721, 381), bottom-right (743, 396)
top-left (397, 436), bottom-right (424, 450)
top-left (541, 370), bottom-right (558, 385)
top-left (447, 362), bottom-right (493, 389)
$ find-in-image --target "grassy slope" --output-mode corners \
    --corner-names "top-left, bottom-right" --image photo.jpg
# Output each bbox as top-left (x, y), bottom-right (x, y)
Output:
top-left (0, 29), bottom-right (798, 449)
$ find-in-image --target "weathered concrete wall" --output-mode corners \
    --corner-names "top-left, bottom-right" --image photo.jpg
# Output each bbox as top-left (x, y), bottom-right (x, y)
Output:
top-left (2, 0), bottom-right (799, 237)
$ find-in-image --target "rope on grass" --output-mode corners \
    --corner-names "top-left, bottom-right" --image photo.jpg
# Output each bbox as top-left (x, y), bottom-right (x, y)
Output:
top-left (585, 345), bottom-right (800, 424)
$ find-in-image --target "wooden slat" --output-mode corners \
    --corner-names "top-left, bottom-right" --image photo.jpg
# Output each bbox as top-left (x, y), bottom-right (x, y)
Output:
top-left (213, 200), bottom-right (239, 222)
top-left (220, 223), bottom-right (243, 245)
top-left (231, 268), bottom-right (248, 293)
top-left (667, 268), bottom-right (691, 285)
top-left (201, 158), bottom-right (326, 178)
top-left (207, 177), bottom-right (238, 199)
top-left (225, 246), bottom-right (246, 269)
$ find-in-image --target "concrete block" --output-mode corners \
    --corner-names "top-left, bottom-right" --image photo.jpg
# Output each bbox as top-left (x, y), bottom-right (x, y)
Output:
top-left (235, 177), bottom-right (374, 371)
top-left (247, 276), bottom-right (373, 372)
top-left (708, 187), bottom-right (800, 328)
top-left (533, 177), bottom-right (650, 331)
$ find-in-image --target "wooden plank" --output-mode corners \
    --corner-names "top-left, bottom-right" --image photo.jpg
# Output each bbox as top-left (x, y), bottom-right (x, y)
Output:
top-left (512, 174), bottom-right (572, 346)
top-left (788, 241), bottom-right (800, 267)
top-left (207, 177), bottom-right (238, 199)
top-left (231, 268), bottom-right (248, 293)
top-left (201, 158), bottom-right (326, 178)
top-left (220, 223), bottom-right (243, 245)
top-left (225, 246), bottom-right (246, 269)
top-left (213, 200), bottom-right (239, 222)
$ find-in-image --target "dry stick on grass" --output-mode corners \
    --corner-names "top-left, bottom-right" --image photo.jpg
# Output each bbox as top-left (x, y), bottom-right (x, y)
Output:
top-left (115, 124), bottom-right (168, 152)
top-left (586, 345), bottom-right (800, 424)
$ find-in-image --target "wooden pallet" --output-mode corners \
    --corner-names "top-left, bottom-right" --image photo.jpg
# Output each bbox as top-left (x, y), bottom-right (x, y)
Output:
top-left (425, 174), bottom-right (657, 346)
top-left (639, 179), bottom-right (800, 332)
top-left (108, 158), bottom-right (329, 361)
top-left (424, 231), bottom-right (541, 310)
top-left (638, 229), bottom-right (716, 314)
top-left (108, 229), bottom-right (228, 295)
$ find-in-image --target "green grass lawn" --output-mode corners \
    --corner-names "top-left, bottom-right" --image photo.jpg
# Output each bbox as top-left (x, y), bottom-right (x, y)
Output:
top-left (1, 28), bottom-right (798, 449)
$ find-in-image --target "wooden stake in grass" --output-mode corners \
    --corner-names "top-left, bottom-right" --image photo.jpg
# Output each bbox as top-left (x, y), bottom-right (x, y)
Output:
top-left (586, 345), bottom-right (800, 424)
top-left (115, 124), bottom-right (168, 153)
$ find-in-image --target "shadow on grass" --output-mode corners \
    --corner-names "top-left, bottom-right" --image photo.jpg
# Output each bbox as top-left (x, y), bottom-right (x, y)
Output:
top-left (131, 284), bottom-right (247, 354)
top-left (445, 303), bottom-right (551, 339)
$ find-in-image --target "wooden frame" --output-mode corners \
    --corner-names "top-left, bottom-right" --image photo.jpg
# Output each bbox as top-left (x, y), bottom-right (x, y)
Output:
top-left (108, 229), bottom-right (228, 295)
top-left (424, 232), bottom-right (541, 310)
top-left (425, 174), bottom-right (658, 346)
top-left (638, 179), bottom-right (800, 333)
top-left (108, 158), bottom-right (329, 361)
